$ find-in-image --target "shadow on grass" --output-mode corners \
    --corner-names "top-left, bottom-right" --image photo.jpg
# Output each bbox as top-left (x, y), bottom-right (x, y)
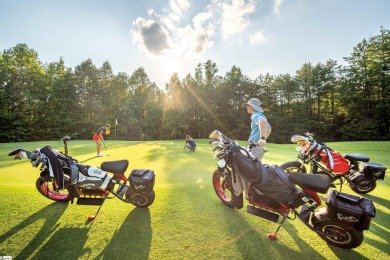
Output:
top-left (359, 193), bottom-right (390, 255)
top-left (33, 226), bottom-right (90, 259)
top-left (219, 207), bottom-right (328, 259)
top-left (287, 221), bottom-right (367, 259)
top-left (363, 220), bottom-right (390, 255)
top-left (79, 156), bottom-right (98, 163)
top-left (0, 203), bottom-right (68, 259)
top-left (0, 153), bottom-right (36, 169)
top-left (95, 207), bottom-right (152, 260)
top-left (365, 193), bottom-right (390, 211)
top-left (328, 245), bottom-right (373, 259)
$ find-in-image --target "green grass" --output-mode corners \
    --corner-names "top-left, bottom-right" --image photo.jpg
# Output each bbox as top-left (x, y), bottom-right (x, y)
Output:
top-left (0, 139), bottom-right (389, 259)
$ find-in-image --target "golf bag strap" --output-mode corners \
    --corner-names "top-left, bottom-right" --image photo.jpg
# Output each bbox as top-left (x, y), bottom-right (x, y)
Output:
top-left (41, 146), bottom-right (65, 191)
top-left (308, 142), bottom-right (318, 154)
top-left (230, 155), bottom-right (237, 183)
top-left (325, 148), bottom-right (334, 170)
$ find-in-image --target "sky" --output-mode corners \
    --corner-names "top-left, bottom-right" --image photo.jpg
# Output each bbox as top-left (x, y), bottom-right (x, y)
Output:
top-left (0, 0), bottom-right (389, 89)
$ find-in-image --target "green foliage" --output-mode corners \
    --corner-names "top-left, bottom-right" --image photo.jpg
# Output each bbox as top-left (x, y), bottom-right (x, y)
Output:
top-left (0, 28), bottom-right (389, 142)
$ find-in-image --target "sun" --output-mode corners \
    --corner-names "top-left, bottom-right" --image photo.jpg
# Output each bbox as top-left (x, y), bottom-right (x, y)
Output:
top-left (162, 57), bottom-right (180, 76)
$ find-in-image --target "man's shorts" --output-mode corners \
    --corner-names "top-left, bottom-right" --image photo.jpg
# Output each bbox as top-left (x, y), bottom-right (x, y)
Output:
top-left (251, 146), bottom-right (266, 162)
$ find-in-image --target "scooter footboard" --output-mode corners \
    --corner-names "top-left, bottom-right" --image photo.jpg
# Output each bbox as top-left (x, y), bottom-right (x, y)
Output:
top-left (247, 205), bottom-right (279, 223)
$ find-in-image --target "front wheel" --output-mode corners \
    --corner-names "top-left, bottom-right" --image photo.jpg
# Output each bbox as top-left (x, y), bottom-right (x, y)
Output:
top-left (212, 170), bottom-right (243, 209)
top-left (127, 190), bottom-right (155, 208)
top-left (350, 178), bottom-right (377, 194)
top-left (36, 177), bottom-right (71, 202)
top-left (280, 161), bottom-right (307, 174)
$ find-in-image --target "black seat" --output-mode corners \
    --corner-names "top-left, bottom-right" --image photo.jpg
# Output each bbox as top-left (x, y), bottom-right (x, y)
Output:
top-left (101, 160), bottom-right (129, 174)
top-left (344, 153), bottom-right (370, 162)
top-left (288, 172), bottom-right (331, 194)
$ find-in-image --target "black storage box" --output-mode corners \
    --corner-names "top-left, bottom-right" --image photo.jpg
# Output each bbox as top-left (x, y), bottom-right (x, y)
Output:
top-left (326, 190), bottom-right (375, 230)
top-left (129, 169), bottom-right (155, 192)
top-left (360, 162), bottom-right (386, 180)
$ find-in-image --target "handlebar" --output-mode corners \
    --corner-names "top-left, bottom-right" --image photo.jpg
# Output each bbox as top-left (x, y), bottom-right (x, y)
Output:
top-left (61, 133), bottom-right (78, 142)
top-left (60, 132), bottom-right (77, 155)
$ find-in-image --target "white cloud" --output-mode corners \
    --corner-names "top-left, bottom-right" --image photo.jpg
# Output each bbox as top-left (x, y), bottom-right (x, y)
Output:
top-left (130, 0), bottom-right (259, 59)
top-left (193, 11), bottom-right (213, 29)
top-left (221, 0), bottom-right (256, 39)
top-left (250, 31), bottom-right (266, 45)
top-left (169, 0), bottom-right (190, 20)
top-left (175, 24), bottom-right (215, 59)
top-left (273, 0), bottom-right (283, 15)
top-left (131, 1), bottom-right (217, 59)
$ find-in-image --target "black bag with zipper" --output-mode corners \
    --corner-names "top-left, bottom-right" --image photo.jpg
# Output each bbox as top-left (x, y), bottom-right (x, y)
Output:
top-left (227, 144), bottom-right (298, 205)
top-left (228, 144), bottom-right (263, 183)
top-left (254, 164), bottom-right (299, 205)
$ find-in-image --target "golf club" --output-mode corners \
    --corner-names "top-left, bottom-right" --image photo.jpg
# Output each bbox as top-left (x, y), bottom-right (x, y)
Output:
top-left (102, 141), bottom-right (110, 156)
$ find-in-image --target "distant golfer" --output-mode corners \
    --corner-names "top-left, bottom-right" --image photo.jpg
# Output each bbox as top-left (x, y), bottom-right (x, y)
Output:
top-left (93, 124), bottom-right (110, 157)
top-left (184, 135), bottom-right (196, 151)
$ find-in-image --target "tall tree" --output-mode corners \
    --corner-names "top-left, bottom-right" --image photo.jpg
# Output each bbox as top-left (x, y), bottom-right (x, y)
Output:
top-left (0, 44), bottom-right (46, 141)
top-left (45, 58), bottom-right (80, 139)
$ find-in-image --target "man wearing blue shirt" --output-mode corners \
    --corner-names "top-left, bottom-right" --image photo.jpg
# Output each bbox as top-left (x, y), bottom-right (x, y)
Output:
top-left (242, 98), bottom-right (272, 162)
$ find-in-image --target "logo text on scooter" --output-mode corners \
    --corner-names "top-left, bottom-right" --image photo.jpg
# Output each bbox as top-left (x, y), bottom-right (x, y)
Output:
top-left (337, 213), bottom-right (359, 222)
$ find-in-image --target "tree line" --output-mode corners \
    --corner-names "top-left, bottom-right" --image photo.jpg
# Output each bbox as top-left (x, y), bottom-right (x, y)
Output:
top-left (0, 27), bottom-right (389, 143)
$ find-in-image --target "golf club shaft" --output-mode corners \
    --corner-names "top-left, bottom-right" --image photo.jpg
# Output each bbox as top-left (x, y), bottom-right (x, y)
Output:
top-left (103, 141), bottom-right (110, 155)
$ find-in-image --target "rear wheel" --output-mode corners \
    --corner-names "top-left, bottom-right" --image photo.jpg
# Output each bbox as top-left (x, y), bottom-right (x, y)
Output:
top-left (312, 209), bottom-right (363, 249)
top-left (36, 177), bottom-right (71, 202)
top-left (350, 178), bottom-right (376, 194)
top-left (127, 190), bottom-right (155, 208)
top-left (280, 161), bottom-right (307, 174)
top-left (212, 170), bottom-right (243, 209)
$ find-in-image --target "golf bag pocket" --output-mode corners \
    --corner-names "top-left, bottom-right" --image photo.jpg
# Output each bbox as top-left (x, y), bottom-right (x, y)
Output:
top-left (254, 164), bottom-right (299, 205)
top-left (56, 153), bottom-right (71, 168)
top-left (326, 190), bottom-right (375, 230)
top-left (228, 145), bottom-right (262, 183)
top-left (129, 169), bottom-right (155, 192)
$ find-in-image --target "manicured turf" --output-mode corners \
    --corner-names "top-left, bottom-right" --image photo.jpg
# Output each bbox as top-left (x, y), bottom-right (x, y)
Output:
top-left (0, 139), bottom-right (389, 259)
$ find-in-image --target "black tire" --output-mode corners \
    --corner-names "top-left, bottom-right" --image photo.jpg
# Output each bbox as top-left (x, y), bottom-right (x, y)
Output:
top-left (36, 177), bottom-right (71, 202)
top-left (212, 170), bottom-right (243, 209)
top-left (280, 161), bottom-right (307, 174)
top-left (128, 190), bottom-right (155, 208)
top-left (312, 212), bottom-right (364, 249)
top-left (350, 178), bottom-right (377, 194)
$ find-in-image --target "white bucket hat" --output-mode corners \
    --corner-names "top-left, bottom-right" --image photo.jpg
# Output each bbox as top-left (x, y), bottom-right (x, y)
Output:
top-left (242, 98), bottom-right (264, 112)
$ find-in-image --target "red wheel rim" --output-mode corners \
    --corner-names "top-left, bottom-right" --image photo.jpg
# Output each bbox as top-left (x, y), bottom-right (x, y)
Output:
top-left (213, 174), bottom-right (232, 202)
top-left (40, 182), bottom-right (69, 200)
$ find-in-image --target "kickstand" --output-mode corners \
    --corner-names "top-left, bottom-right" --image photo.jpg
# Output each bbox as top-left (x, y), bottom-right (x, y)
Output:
top-left (267, 212), bottom-right (288, 240)
top-left (87, 196), bottom-right (107, 221)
